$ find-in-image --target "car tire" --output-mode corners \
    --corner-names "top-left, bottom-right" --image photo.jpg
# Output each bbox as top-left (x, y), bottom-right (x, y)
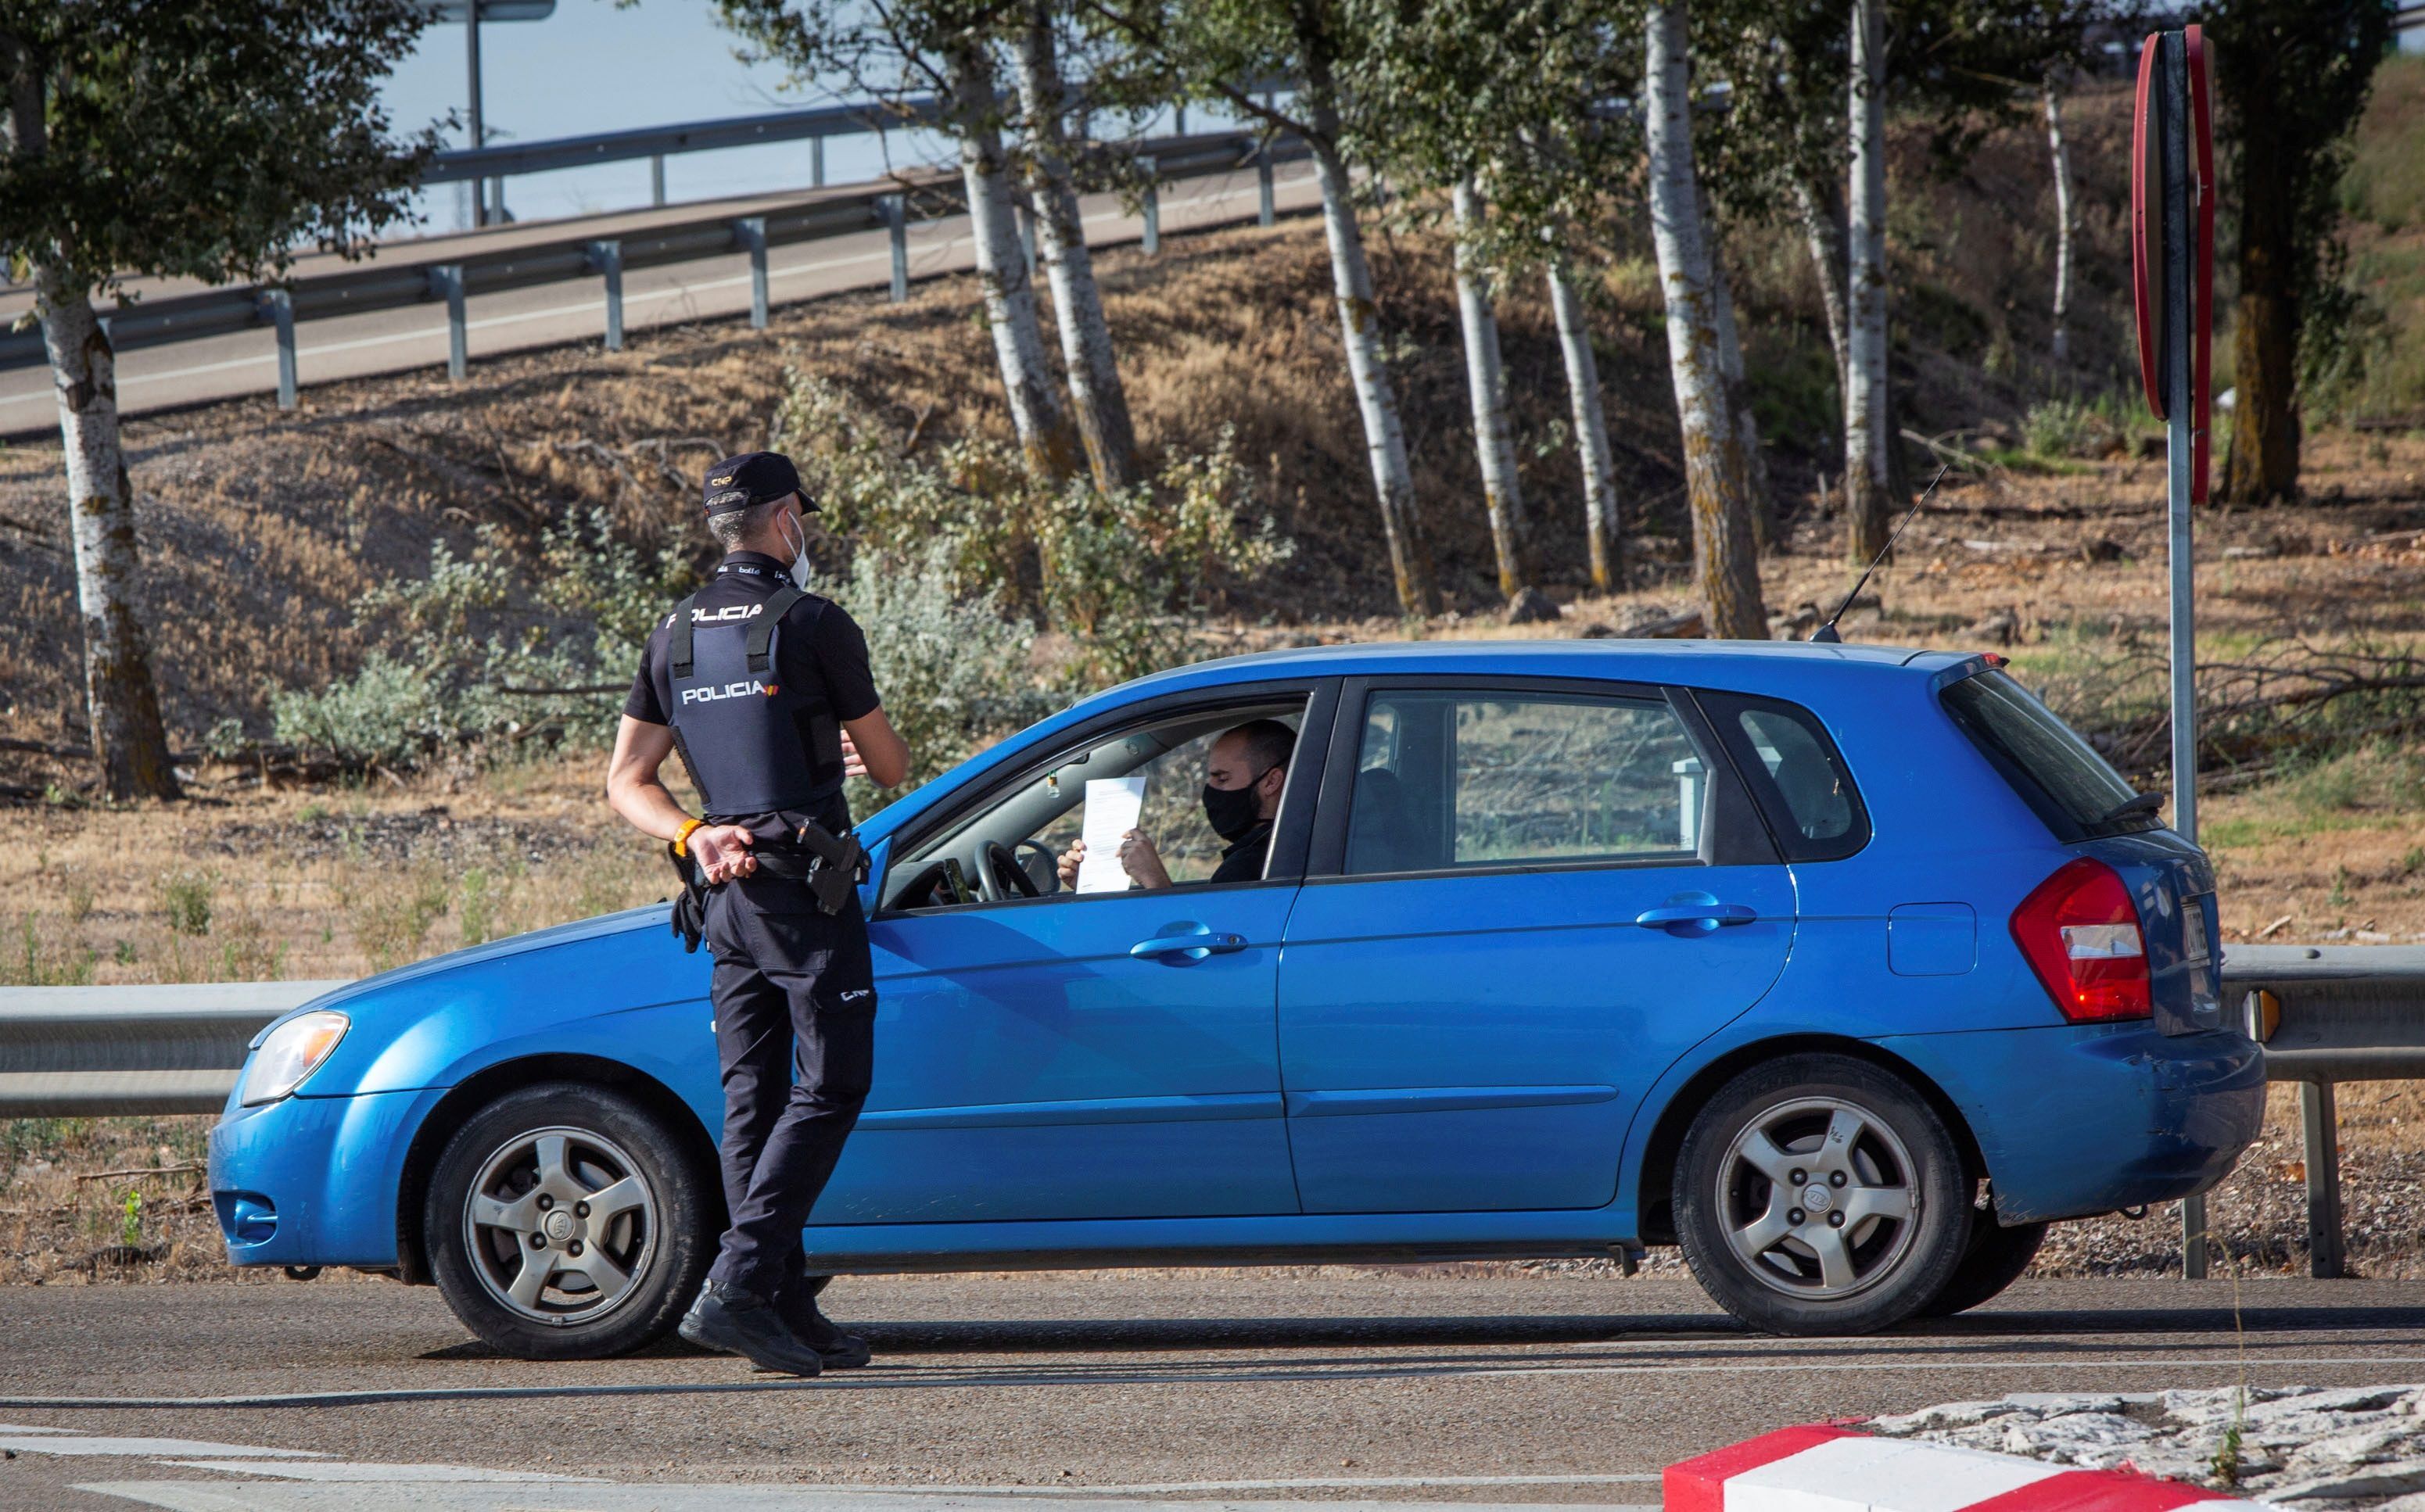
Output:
top-left (425, 1081), bottom-right (716, 1360)
top-left (1921, 1219), bottom-right (2049, 1318)
top-left (1673, 1054), bottom-right (1971, 1336)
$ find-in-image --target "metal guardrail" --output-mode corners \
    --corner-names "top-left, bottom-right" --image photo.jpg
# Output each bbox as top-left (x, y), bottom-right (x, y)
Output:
top-left (0, 127), bottom-right (1311, 399)
top-left (0, 982), bottom-right (345, 1117)
top-left (8, 945), bottom-right (2405, 1279)
top-left (419, 96), bottom-right (949, 186)
top-left (2220, 944), bottom-right (2425, 1279)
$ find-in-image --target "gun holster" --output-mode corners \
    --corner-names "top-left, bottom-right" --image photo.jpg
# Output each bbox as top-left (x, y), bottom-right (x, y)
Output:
top-left (666, 842), bottom-right (708, 953)
top-left (792, 819), bottom-right (870, 916)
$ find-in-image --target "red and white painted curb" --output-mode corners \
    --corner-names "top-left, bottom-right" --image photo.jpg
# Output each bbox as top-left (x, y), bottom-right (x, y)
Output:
top-left (1667, 1424), bottom-right (2284, 1511)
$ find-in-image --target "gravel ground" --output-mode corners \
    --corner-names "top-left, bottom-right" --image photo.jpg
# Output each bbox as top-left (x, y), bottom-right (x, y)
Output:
top-left (1876, 1385), bottom-right (2425, 1507)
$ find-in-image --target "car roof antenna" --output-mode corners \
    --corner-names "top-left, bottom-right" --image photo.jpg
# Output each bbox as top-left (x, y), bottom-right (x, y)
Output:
top-left (1809, 462), bottom-right (1953, 644)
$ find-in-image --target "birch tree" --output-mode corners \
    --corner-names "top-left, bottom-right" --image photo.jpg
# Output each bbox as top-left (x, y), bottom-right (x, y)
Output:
top-left (1451, 181), bottom-right (1530, 598)
top-left (1013, 2), bottom-right (1139, 491)
top-left (1339, 0), bottom-right (1641, 596)
top-left (719, 0), bottom-right (1083, 481)
top-left (2043, 76), bottom-right (2075, 371)
top-left (1643, 0), bottom-right (1765, 639)
top-left (1083, 0), bottom-right (1438, 614)
top-left (0, 2), bottom-right (432, 799)
top-left (1547, 251), bottom-right (1623, 591)
top-left (1844, 0), bottom-right (1892, 563)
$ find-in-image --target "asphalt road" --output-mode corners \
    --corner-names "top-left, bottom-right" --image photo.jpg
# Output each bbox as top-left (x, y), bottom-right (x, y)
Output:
top-left (2, 1270), bottom-right (2423, 1510)
top-left (0, 162), bottom-right (1322, 435)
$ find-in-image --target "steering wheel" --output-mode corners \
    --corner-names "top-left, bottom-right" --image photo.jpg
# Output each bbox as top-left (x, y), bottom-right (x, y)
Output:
top-left (978, 839), bottom-right (1042, 902)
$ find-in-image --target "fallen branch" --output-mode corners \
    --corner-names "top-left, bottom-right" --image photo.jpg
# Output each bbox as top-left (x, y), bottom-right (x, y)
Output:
top-left (75, 1165), bottom-right (204, 1184)
top-left (1901, 427), bottom-right (2000, 472)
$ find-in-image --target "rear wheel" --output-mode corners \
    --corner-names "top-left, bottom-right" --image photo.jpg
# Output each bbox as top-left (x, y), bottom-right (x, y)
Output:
top-left (1921, 1218), bottom-right (2049, 1317)
top-left (425, 1082), bottom-right (716, 1360)
top-left (1673, 1054), bottom-right (1971, 1335)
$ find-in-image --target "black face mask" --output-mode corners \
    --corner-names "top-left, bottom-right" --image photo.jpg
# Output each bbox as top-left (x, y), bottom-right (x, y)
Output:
top-left (1202, 772), bottom-right (1269, 842)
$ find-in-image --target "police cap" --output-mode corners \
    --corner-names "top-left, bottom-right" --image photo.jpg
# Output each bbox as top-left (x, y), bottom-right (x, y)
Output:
top-left (701, 451), bottom-right (813, 517)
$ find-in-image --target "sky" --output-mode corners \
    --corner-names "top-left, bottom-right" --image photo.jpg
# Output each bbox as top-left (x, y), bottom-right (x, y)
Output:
top-left (378, 1), bottom-right (1197, 238)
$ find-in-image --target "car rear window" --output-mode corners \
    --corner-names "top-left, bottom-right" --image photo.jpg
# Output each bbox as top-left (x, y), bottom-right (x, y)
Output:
top-left (1939, 668), bottom-right (2154, 837)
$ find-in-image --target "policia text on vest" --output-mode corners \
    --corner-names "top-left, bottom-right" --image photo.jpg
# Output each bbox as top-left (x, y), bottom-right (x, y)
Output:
top-left (604, 450), bottom-right (910, 1378)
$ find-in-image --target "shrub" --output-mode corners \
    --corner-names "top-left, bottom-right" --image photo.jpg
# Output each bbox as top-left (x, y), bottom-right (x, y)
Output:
top-left (156, 870), bottom-right (215, 938)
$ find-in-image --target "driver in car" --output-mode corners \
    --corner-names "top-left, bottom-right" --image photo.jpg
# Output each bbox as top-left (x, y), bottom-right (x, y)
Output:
top-left (1057, 720), bottom-right (1294, 890)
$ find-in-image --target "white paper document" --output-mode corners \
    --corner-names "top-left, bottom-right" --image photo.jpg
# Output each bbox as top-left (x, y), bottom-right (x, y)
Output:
top-left (1076, 776), bottom-right (1147, 894)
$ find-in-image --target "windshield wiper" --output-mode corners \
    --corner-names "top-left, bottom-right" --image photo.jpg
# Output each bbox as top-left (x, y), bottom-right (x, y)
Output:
top-left (2097, 790), bottom-right (2166, 826)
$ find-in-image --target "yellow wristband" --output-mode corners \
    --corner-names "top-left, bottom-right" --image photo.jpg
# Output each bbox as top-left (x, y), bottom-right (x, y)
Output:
top-left (673, 818), bottom-right (705, 858)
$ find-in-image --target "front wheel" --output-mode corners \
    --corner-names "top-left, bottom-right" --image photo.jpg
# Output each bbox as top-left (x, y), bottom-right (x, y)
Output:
top-left (425, 1082), bottom-right (716, 1360)
top-left (1673, 1054), bottom-right (1971, 1335)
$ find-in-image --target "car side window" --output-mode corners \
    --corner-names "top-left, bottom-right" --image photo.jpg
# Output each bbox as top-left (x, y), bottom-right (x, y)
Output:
top-left (1344, 690), bottom-right (1706, 876)
top-left (1696, 690), bottom-right (1871, 862)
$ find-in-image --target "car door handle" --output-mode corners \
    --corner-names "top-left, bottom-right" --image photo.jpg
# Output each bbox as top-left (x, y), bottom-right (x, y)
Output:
top-left (1130, 927), bottom-right (1248, 962)
top-left (1635, 902), bottom-right (1759, 933)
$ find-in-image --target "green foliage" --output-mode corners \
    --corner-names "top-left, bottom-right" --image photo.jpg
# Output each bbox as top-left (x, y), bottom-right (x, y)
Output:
top-left (776, 371), bottom-right (1289, 813)
top-left (780, 372), bottom-right (1288, 690)
top-left (156, 870), bottom-right (214, 938)
top-left (5, 917), bottom-right (94, 987)
top-left (271, 510), bottom-right (689, 769)
top-left (118, 1188), bottom-right (142, 1250)
top-left (457, 869), bottom-right (497, 948)
top-left (0, 2), bottom-right (439, 294)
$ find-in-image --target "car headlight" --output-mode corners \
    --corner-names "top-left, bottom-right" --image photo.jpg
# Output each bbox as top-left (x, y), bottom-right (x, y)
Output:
top-left (241, 1011), bottom-right (349, 1106)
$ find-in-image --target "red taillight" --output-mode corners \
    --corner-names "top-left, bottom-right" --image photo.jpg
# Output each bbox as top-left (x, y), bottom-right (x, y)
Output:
top-left (2011, 858), bottom-right (2151, 1023)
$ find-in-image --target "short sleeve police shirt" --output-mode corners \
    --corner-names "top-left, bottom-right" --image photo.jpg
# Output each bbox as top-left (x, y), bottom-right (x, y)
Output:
top-left (626, 554), bottom-right (881, 832)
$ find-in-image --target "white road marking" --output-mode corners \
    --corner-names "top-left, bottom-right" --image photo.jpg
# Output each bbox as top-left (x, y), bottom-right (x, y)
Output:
top-left (0, 1435), bottom-right (321, 1458)
top-left (824, 1476), bottom-right (1662, 1496)
top-left (0, 1422), bottom-right (82, 1432)
top-left (167, 1460), bottom-right (597, 1482)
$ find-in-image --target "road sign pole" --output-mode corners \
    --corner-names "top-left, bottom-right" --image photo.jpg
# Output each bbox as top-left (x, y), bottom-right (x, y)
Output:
top-left (1258, 142), bottom-right (1275, 227)
top-left (813, 136), bottom-right (826, 188)
top-left (650, 154), bottom-right (665, 207)
top-left (465, 2), bottom-right (486, 228)
top-left (2148, 27), bottom-right (2208, 1280)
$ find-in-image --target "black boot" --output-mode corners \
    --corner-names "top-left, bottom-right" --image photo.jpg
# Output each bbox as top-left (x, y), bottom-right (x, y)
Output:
top-left (679, 1280), bottom-right (823, 1377)
top-left (777, 1277), bottom-right (873, 1368)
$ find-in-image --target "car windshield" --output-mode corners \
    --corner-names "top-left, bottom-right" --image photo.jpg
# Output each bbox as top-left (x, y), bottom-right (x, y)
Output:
top-left (1940, 668), bottom-right (2152, 836)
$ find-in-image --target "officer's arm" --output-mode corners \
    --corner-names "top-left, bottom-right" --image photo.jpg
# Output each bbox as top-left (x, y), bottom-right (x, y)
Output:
top-left (841, 708), bottom-right (910, 790)
top-left (605, 717), bottom-right (697, 842)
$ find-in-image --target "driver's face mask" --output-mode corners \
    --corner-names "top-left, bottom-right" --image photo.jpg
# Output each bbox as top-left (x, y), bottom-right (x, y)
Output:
top-left (1202, 767), bottom-right (1272, 842)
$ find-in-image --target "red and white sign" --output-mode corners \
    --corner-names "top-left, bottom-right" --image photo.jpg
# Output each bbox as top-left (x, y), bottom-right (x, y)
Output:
top-left (2130, 25), bottom-right (2218, 503)
top-left (1666, 1424), bottom-right (2283, 1512)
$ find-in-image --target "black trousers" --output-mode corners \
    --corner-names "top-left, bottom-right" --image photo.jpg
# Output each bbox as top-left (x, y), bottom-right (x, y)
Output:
top-left (701, 873), bottom-right (877, 1299)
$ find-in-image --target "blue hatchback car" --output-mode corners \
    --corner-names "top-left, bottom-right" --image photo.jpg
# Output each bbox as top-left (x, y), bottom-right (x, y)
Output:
top-left (211, 641), bottom-right (2263, 1353)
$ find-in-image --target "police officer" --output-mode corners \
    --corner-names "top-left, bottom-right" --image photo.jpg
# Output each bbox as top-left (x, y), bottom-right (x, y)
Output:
top-left (604, 451), bottom-right (909, 1378)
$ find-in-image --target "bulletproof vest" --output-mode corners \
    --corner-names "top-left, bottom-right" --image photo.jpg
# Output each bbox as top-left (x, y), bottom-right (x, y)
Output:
top-left (662, 582), bottom-right (847, 819)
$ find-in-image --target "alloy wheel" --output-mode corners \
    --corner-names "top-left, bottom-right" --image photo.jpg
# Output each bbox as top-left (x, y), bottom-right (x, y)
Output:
top-left (1715, 1094), bottom-right (1921, 1300)
top-left (461, 1125), bottom-right (659, 1326)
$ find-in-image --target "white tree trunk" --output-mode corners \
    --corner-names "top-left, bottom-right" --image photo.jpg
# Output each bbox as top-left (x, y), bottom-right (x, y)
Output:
top-left (1451, 181), bottom-right (1529, 599)
top-left (1845, 0), bottom-right (1892, 562)
top-left (1546, 252), bottom-right (1620, 593)
top-left (1306, 112), bottom-right (1435, 614)
top-left (1014, 5), bottom-right (1137, 492)
top-left (1792, 170), bottom-right (1852, 403)
top-left (1643, 0), bottom-right (1766, 640)
top-left (948, 43), bottom-right (1079, 482)
top-left (34, 264), bottom-right (179, 800)
top-left (2044, 77), bottom-right (2075, 371)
